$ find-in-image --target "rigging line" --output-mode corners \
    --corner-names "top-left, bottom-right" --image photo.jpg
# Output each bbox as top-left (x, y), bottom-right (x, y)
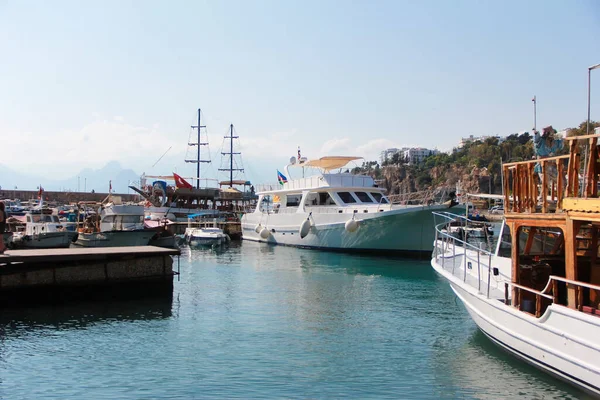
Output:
top-left (152, 146), bottom-right (172, 168)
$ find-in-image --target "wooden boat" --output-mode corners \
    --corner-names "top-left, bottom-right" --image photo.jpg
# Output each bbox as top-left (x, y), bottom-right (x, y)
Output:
top-left (431, 133), bottom-right (600, 396)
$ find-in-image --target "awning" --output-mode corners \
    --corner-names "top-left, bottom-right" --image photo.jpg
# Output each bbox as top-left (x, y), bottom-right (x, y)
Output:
top-left (303, 156), bottom-right (363, 171)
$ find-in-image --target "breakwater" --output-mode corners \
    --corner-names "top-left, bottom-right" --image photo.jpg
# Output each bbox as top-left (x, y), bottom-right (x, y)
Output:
top-left (0, 189), bottom-right (140, 203)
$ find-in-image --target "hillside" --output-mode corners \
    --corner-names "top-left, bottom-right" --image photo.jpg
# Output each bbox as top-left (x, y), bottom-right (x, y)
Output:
top-left (354, 120), bottom-right (599, 197)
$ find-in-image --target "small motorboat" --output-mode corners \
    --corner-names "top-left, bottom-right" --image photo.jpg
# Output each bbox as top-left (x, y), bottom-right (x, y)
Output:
top-left (184, 227), bottom-right (229, 247)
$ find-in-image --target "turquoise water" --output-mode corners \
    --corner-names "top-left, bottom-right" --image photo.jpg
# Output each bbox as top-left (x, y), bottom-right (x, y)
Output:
top-left (0, 242), bottom-right (588, 399)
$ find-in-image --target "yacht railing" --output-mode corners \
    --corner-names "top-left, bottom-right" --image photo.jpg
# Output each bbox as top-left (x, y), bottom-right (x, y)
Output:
top-left (506, 275), bottom-right (600, 317)
top-left (433, 211), bottom-right (496, 298)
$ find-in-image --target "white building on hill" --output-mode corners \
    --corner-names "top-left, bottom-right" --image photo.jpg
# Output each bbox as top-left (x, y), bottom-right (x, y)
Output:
top-left (458, 135), bottom-right (506, 148)
top-left (380, 147), bottom-right (439, 165)
top-left (403, 147), bottom-right (440, 164)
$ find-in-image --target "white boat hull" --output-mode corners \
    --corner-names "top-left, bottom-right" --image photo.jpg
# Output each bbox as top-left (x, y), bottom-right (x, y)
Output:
top-left (431, 250), bottom-right (600, 396)
top-left (242, 205), bottom-right (455, 254)
top-left (13, 231), bottom-right (77, 249)
top-left (73, 230), bottom-right (154, 247)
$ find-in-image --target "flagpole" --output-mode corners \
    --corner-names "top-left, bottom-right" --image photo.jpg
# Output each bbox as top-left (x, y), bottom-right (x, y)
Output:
top-left (532, 95), bottom-right (537, 131)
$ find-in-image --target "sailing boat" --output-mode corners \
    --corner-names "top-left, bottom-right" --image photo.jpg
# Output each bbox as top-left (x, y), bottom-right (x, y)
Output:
top-left (217, 124), bottom-right (253, 212)
top-left (130, 108), bottom-right (223, 222)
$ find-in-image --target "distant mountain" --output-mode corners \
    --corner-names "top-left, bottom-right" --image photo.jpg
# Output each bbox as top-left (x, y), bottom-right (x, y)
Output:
top-left (0, 161), bottom-right (142, 194)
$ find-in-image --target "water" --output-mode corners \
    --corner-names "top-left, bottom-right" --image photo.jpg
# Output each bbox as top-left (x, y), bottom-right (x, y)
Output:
top-left (0, 242), bottom-right (589, 399)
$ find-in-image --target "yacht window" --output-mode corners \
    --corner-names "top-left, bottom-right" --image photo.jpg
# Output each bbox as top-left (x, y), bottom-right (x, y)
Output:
top-left (337, 192), bottom-right (356, 203)
top-left (355, 192), bottom-right (374, 203)
top-left (286, 194), bottom-right (302, 207)
top-left (319, 192), bottom-right (336, 206)
top-left (123, 215), bottom-right (144, 223)
top-left (27, 216), bottom-right (31, 223)
top-left (371, 192), bottom-right (389, 204)
top-left (305, 193), bottom-right (319, 206)
top-left (103, 216), bottom-right (115, 223)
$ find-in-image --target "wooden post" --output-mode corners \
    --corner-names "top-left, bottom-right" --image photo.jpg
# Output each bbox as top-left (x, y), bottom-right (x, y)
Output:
top-left (530, 163), bottom-right (537, 212)
top-left (512, 167), bottom-right (518, 212)
top-left (568, 142), bottom-right (578, 197)
top-left (552, 279), bottom-right (559, 304)
top-left (511, 221), bottom-right (520, 308)
top-left (573, 152), bottom-right (581, 197)
top-left (565, 219), bottom-right (581, 308)
top-left (542, 160), bottom-right (548, 213)
top-left (557, 159), bottom-right (564, 209)
top-left (503, 166), bottom-right (510, 212)
top-left (536, 294), bottom-right (542, 317)
top-left (588, 137), bottom-right (598, 197)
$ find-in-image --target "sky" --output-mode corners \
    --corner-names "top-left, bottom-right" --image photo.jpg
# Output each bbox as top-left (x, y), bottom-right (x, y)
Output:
top-left (1, 0), bottom-right (599, 188)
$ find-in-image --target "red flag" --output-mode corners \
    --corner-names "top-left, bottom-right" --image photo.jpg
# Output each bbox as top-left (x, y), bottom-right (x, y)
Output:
top-left (38, 185), bottom-right (43, 199)
top-left (173, 172), bottom-right (193, 189)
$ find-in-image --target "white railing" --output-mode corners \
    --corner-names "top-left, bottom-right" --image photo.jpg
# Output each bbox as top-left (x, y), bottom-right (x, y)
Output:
top-left (433, 212), bottom-right (496, 298)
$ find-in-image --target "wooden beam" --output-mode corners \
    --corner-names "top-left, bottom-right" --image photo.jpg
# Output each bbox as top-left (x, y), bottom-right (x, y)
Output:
top-left (565, 219), bottom-right (582, 308)
top-left (524, 227), bottom-right (537, 255)
top-left (542, 160), bottom-right (548, 213)
top-left (503, 154), bottom-right (569, 167)
top-left (557, 159), bottom-right (565, 210)
top-left (564, 133), bottom-right (600, 141)
top-left (512, 167), bottom-right (518, 213)
top-left (510, 221), bottom-right (520, 308)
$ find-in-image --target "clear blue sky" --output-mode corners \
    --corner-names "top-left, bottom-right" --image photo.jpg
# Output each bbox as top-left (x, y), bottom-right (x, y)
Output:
top-left (1, 0), bottom-right (599, 187)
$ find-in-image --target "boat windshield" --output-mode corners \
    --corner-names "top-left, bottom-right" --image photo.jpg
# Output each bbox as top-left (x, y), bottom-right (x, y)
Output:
top-left (355, 192), bottom-right (374, 203)
top-left (370, 192), bottom-right (389, 204)
top-left (337, 192), bottom-right (356, 204)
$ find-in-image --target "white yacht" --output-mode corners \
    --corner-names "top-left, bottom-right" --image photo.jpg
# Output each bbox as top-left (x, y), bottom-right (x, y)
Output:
top-left (73, 199), bottom-right (154, 247)
top-left (242, 156), bottom-right (456, 254)
top-left (11, 210), bottom-right (77, 249)
top-left (431, 134), bottom-right (600, 396)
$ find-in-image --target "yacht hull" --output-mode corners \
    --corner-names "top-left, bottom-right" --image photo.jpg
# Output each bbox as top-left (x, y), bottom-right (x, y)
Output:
top-left (242, 205), bottom-right (451, 254)
top-left (73, 230), bottom-right (154, 247)
top-left (13, 231), bottom-right (77, 249)
top-left (431, 256), bottom-right (600, 396)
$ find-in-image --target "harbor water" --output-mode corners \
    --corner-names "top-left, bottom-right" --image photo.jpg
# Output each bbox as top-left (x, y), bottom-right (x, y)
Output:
top-left (0, 242), bottom-right (588, 399)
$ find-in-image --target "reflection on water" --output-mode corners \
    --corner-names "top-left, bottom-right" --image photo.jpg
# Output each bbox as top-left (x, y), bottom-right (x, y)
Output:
top-left (0, 241), bottom-right (588, 399)
top-left (436, 330), bottom-right (592, 400)
top-left (0, 294), bottom-right (173, 337)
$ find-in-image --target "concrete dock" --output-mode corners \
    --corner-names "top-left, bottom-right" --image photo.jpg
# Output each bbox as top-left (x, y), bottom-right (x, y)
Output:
top-left (0, 246), bottom-right (180, 305)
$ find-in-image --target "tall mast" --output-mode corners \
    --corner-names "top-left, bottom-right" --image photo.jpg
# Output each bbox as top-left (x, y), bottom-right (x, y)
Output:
top-left (219, 123), bottom-right (243, 188)
top-left (197, 109), bottom-right (201, 188)
top-left (229, 124), bottom-right (234, 185)
top-left (186, 108), bottom-right (209, 189)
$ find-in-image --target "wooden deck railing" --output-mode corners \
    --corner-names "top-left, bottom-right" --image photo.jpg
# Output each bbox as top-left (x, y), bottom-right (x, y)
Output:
top-left (502, 155), bottom-right (570, 214)
top-left (501, 133), bottom-right (600, 214)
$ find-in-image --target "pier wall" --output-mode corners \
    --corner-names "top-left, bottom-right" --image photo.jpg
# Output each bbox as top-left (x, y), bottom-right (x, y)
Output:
top-left (0, 189), bottom-right (140, 204)
top-left (0, 247), bottom-right (179, 304)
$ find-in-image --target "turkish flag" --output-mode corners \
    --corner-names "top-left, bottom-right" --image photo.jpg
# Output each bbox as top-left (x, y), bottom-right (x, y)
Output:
top-left (173, 172), bottom-right (193, 189)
